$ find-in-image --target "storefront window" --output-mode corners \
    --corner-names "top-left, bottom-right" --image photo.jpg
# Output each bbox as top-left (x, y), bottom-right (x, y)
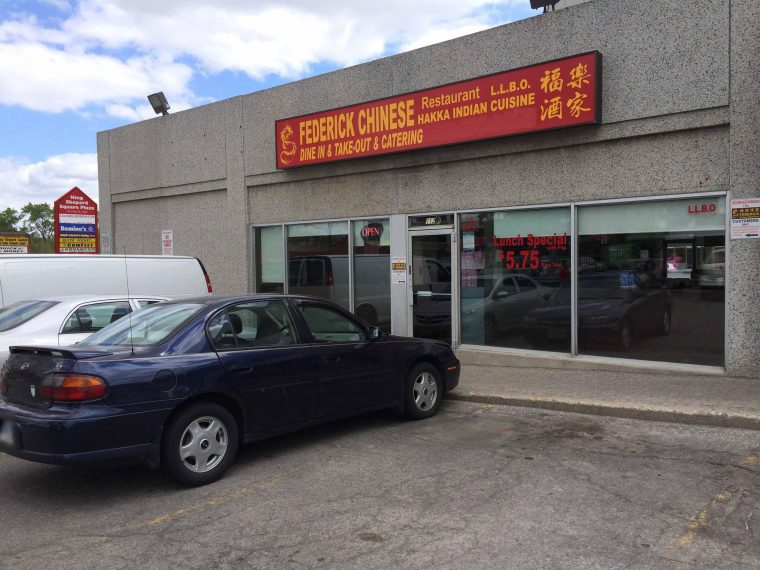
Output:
top-left (254, 226), bottom-right (284, 293)
top-left (577, 198), bottom-right (725, 366)
top-left (287, 221), bottom-right (350, 310)
top-left (352, 219), bottom-right (391, 333)
top-left (459, 207), bottom-right (571, 352)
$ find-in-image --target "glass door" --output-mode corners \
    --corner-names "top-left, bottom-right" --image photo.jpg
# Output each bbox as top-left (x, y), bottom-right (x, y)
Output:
top-left (409, 231), bottom-right (453, 344)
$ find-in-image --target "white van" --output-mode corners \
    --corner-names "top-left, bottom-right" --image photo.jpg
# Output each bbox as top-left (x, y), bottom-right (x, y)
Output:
top-left (0, 255), bottom-right (212, 308)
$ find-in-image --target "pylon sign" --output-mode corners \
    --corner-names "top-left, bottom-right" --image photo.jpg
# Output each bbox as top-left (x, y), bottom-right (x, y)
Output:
top-left (54, 187), bottom-right (99, 254)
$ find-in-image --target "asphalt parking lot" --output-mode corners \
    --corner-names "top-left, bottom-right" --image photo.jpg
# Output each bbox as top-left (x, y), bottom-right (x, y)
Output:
top-left (2, 400), bottom-right (759, 569)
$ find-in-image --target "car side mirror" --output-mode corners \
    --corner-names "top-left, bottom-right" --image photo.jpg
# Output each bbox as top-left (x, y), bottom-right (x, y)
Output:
top-left (542, 293), bottom-right (551, 301)
top-left (369, 326), bottom-right (382, 340)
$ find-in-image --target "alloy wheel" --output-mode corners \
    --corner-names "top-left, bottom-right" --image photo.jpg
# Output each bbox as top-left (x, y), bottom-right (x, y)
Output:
top-left (413, 371), bottom-right (438, 411)
top-left (179, 416), bottom-right (228, 473)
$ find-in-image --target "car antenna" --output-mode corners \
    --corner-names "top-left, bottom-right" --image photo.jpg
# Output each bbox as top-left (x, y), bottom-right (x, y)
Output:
top-left (123, 246), bottom-right (135, 355)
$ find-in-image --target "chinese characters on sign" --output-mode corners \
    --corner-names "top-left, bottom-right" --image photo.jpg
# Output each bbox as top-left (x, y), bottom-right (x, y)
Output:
top-left (54, 187), bottom-right (98, 254)
top-left (731, 198), bottom-right (760, 239)
top-left (276, 52), bottom-right (601, 168)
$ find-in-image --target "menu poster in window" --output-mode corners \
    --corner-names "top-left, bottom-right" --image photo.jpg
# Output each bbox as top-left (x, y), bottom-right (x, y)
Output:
top-left (392, 256), bottom-right (406, 283)
top-left (731, 198), bottom-right (760, 239)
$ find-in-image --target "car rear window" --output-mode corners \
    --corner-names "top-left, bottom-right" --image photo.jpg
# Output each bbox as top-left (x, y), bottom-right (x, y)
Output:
top-left (80, 303), bottom-right (204, 347)
top-left (0, 300), bottom-right (58, 332)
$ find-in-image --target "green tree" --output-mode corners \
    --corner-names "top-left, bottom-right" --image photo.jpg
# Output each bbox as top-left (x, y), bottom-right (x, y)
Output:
top-left (19, 202), bottom-right (54, 242)
top-left (0, 207), bottom-right (21, 232)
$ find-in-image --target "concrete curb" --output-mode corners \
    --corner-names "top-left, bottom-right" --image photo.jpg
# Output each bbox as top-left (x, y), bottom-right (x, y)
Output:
top-left (446, 392), bottom-right (760, 431)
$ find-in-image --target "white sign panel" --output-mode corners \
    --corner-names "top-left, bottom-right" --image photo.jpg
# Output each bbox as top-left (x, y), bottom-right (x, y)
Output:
top-left (0, 245), bottom-right (27, 254)
top-left (59, 213), bottom-right (96, 225)
top-left (391, 256), bottom-right (406, 284)
top-left (161, 230), bottom-right (174, 255)
top-left (731, 198), bottom-right (760, 239)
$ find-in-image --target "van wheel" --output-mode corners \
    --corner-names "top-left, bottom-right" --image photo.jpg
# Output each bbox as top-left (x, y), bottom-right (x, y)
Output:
top-left (405, 363), bottom-right (442, 420)
top-left (161, 402), bottom-right (238, 486)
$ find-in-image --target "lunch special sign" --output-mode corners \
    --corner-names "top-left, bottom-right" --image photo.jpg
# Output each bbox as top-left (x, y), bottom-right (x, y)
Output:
top-left (276, 52), bottom-right (601, 169)
top-left (54, 187), bottom-right (99, 254)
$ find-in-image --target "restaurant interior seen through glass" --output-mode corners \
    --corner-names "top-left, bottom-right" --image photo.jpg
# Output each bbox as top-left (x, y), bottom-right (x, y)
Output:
top-left (254, 219), bottom-right (392, 333)
top-left (460, 197), bottom-right (725, 367)
top-left (253, 196), bottom-right (726, 368)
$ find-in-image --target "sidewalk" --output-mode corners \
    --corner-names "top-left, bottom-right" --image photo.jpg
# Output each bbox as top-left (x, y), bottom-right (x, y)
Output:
top-left (448, 349), bottom-right (760, 430)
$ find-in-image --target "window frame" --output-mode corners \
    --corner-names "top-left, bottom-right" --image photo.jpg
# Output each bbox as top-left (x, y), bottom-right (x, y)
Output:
top-left (205, 298), bottom-right (302, 352)
top-left (294, 300), bottom-right (370, 345)
top-left (60, 300), bottom-right (133, 335)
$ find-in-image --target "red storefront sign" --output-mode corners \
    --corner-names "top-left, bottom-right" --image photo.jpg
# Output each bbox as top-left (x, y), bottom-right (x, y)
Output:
top-left (54, 187), bottom-right (99, 254)
top-left (276, 51), bottom-right (601, 169)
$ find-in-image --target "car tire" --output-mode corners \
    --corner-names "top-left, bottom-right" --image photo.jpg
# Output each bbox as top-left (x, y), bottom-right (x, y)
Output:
top-left (619, 318), bottom-right (633, 351)
top-left (161, 402), bottom-right (239, 486)
top-left (405, 362), bottom-right (443, 420)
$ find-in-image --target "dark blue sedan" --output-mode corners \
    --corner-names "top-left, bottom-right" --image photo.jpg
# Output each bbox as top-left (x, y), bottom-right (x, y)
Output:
top-left (0, 295), bottom-right (459, 486)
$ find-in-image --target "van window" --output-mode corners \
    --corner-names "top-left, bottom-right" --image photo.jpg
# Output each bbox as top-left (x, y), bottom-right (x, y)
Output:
top-left (426, 259), bottom-right (449, 283)
top-left (287, 221), bottom-right (350, 311)
top-left (704, 249), bottom-right (725, 265)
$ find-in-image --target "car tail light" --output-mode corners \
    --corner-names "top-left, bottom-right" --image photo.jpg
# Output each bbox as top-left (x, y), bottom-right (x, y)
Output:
top-left (40, 374), bottom-right (108, 402)
top-left (326, 269), bottom-right (334, 286)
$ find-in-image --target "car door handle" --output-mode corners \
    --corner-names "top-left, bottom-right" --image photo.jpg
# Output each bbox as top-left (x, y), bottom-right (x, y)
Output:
top-left (322, 355), bottom-right (341, 363)
top-left (228, 364), bottom-right (252, 374)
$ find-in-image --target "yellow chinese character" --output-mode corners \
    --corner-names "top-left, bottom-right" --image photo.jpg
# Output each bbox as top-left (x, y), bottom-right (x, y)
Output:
top-left (540, 68), bottom-right (563, 93)
top-left (566, 92), bottom-right (590, 118)
top-left (568, 63), bottom-right (591, 89)
top-left (540, 97), bottom-right (563, 121)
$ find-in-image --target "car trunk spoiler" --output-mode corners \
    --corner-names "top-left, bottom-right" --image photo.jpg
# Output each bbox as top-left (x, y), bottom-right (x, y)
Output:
top-left (9, 345), bottom-right (114, 360)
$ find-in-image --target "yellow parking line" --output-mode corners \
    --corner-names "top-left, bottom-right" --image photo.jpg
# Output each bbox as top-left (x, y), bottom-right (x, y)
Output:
top-left (133, 477), bottom-right (281, 529)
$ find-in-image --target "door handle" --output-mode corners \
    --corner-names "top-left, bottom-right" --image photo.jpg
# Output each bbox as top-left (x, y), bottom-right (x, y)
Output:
top-left (322, 355), bottom-right (341, 363)
top-left (228, 364), bottom-right (252, 374)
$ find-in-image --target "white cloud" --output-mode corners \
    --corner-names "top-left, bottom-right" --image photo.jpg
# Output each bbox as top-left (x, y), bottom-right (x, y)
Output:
top-left (0, 41), bottom-right (194, 113)
top-left (0, 0), bottom-right (525, 118)
top-left (0, 153), bottom-right (98, 210)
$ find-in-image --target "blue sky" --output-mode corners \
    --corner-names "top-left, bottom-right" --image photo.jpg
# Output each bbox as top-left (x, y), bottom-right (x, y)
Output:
top-left (0, 0), bottom-right (535, 210)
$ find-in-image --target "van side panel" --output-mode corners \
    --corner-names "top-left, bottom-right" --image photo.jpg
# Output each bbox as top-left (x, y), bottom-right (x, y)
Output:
top-left (4, 259), bottom-right (127, 304)
top-left (0, 256), bottom-right (210, 307)
top-left (126, 258), bottom-right (208, 297)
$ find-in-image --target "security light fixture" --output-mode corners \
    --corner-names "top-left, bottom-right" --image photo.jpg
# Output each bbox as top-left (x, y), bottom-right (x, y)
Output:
top-left (148, 91), bottom-right (170, 116)
top-left (530, 0), bottom-right (560, 11)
